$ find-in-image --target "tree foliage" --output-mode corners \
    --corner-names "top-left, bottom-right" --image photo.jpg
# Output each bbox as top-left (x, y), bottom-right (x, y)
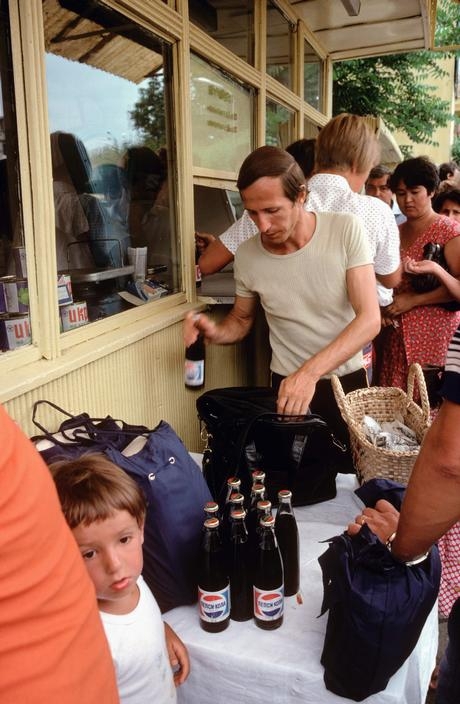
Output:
top-left (129, 72), bottom-right (166, 152)
top-left (333, 0), bottom-right (459, 150)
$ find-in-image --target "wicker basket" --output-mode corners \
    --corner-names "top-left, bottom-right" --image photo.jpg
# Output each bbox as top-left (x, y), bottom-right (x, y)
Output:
top-left (331, 363), bottom-right (431, 485)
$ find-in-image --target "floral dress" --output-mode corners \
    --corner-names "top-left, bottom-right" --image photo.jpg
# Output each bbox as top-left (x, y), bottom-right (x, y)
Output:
top-left (379, 215), bottom-right (460, 391)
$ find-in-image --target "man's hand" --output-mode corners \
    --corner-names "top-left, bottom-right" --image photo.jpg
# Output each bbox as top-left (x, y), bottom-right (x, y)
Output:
top-left (183, 311), bottom-right (217, 347)
top-left (347, 499), bottom-right (400, 543)
top-left (195, 231), bottom-right (216, 254)
top-left (276, 368), bottom-right (319, 415)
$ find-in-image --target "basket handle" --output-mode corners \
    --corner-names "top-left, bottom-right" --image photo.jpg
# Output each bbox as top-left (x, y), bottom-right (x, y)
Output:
top-left (406, 363), bottom-right (430, 423)
top-left (331, 374), bottom-right (354, 426)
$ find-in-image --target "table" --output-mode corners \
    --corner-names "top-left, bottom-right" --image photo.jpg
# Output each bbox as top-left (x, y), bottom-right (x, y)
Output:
top-left (164, 471), bottom-right (438, 704)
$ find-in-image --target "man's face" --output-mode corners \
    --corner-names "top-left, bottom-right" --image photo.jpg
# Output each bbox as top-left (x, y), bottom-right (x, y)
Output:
top-left (241, 176), bottom-right (305, 251)
top-left (365, 175), bottom-right (393, 207)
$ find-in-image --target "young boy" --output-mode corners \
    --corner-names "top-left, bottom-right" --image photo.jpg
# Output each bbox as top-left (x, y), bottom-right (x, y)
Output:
top-left (50, 453), bottom-right (190, 704)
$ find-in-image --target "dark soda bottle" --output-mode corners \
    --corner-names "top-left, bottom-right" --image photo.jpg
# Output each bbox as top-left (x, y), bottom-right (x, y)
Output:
top-left (245, 482), bottom-right (266, 543)
top-left (222, 491), bottom-right (245, 552)
top-left (197, 517), bottom-right (230, 633)
top-left (204, 501), bottom-right (219, 520)
top-left (185, 334), bottom-right (205, 388)
top-left (253, 514), bottom-right (284, 630)
top-left (251, 469), bottom-right (266, 487)
top-left (229, 508), bottom-right (253, 621)
top-left (275, 489), bottom-right (300, 597)
top-left (221, 476), bottom-right (241, 521)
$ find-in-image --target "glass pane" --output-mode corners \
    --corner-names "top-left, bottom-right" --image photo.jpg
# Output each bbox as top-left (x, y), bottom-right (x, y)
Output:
top-left (304, 39), bottom-right (323, 112)
top-left (0, 0), bottom-right (30, 353)
top-left (43, 0), bottom-right (180, 330)
top-left (189, 0), bottom-right (254, 65)
top-left (303, 118), bottom-right (320, 141)
top-left (190, 54), bottom-right (254, 172)
top-left (266, 1), bottom-right (294, 90)
top-left (265, 99), bottom-right (295, 148)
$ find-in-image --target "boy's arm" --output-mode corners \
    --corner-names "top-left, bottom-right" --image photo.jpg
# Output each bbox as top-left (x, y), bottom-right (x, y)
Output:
top-left (164, 622), bottom-right (190, 685)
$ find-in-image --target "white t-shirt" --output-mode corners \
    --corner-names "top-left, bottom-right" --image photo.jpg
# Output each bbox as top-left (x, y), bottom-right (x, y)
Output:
top-left (219, 173), bottom-right (400, 305)
top-left (100, 576), bottom-right (176, 704)
top-left (234, 211), bottom-right (372, 378)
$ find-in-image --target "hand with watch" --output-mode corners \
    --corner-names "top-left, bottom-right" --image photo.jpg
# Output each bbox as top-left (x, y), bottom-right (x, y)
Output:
top-left (347, 498), bottom-right (431, 566)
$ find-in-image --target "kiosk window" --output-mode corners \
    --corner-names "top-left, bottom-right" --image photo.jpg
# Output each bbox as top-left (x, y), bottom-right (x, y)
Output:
top-left (44, 0), bottom-right (180, 329)
top-left (0, 0), bottom-right (29, 353)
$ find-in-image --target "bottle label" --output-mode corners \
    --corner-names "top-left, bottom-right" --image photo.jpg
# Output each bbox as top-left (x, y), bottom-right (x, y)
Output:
top-left (185, 359), bottom-right (204, 386)
top-left (198, 585), bottom-right (230, 623)
top-left (253, 586), bottom-right (284, 621)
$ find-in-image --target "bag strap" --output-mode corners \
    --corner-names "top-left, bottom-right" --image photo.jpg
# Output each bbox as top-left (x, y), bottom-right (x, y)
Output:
top-left (31, 400), bottom-right (151, 447)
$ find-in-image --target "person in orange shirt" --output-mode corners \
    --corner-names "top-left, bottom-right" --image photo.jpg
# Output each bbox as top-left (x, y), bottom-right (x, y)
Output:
top-left (0, 404), bottom-right (119, 704)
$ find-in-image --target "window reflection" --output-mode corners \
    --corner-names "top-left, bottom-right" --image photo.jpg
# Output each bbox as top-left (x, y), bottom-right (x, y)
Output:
top-left (189, 0), bottom-right (255, 65)
top-left (190, 54), bottom-right (254, 172)
top-left (304, 39), bottom-right (323, 112)
top-left (265, 99), bottom-right (295, 147)
top-left (0, 0), bottom-right (30, 352)
top-left (44, 0), bottom-right (179, 328)
top-left (266, 1), bottom-right (294, 90)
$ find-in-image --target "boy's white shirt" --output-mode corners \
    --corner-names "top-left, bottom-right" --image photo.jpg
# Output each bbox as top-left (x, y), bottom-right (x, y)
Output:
top-left (100, 575), bottom-right (176, 704)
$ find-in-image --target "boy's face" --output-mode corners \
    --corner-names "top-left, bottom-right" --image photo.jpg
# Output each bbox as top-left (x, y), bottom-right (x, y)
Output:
top-left (73, 509), bottom-right (144, 615)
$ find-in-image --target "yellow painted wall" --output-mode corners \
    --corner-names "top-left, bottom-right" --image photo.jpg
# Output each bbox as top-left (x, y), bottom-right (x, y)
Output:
top-left (392, 56), bottom-right (456, 163)
top-left (4, 310), bottom-right (257, 451)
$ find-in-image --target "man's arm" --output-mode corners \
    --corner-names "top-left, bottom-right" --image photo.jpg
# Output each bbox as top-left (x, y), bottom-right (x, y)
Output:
top-left (375, 264), bottom-right (402, 290)
top-left (184, 295), bottom-right (258, 347)
top-left (277, 263), bottom-right (381, 414)
top-left (347, 399), bottom-right (460, 562)
top-left (391, 398), bottom-right (460, 561)
top-left (198, 237), bottom-right (234, 275)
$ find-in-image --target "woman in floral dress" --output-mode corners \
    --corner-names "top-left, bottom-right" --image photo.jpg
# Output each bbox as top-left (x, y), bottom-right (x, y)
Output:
top-left (378, 156), bottom-right (460, 391)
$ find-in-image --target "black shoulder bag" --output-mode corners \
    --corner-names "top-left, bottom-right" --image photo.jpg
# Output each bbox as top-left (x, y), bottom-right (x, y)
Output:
top-left (196, 386), bottom-right (345, 508)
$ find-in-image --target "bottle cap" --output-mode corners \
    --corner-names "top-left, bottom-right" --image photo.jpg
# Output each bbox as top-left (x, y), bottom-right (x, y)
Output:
top-left (230, 508), bottom-right (246, 520)
top-left (260, 515), bottom-right (275, 528)
top-left (257, 500), bottom-right (272, 512)
top-left (204, 501), bottom-right (219, 514)
top-left (251, 483), bottom-right (265, 495)
top-left (278, 489), bottom-right (292, 500)
top-left (251, 469), bottom-right (266, 483)
top-left (204, 517), bottom-right (220, 529)
top-left (229, 492), bottom-right (244, 504)
top-left (227, 476), bottom-right (241, 488)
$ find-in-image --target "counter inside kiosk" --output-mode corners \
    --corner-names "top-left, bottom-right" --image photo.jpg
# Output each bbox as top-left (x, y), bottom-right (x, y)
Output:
top-left (194, 184), bottom-right (243, 303)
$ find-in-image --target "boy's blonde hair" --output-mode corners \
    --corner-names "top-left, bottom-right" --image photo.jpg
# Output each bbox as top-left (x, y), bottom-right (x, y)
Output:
top-left (50, 453), bottom-right (146, 529)
top-left (315, 113), bottom-right (380, 175)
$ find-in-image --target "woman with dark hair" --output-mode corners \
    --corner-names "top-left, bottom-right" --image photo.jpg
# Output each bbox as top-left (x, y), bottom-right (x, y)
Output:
top-left (377, 156), bottom-right (460, 391)
top-left (433, 185), bottom-right (460, 224)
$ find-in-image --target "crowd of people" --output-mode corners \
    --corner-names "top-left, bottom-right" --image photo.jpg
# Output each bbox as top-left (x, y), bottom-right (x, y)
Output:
top-left (3, 113), bottom-right (460, 703)
top-left (190, 118), bottom-right (460, 703)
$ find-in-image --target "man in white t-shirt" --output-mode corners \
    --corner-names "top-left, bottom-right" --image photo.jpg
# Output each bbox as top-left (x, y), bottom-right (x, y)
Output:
top-left (197, 115), bottom-right (401, 309)
top-left (185, 146), bottom-right (380, 451)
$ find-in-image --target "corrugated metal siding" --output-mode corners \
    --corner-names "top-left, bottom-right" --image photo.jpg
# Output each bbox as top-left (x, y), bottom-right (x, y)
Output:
top-left (4, 314), bottom-right (256, 451)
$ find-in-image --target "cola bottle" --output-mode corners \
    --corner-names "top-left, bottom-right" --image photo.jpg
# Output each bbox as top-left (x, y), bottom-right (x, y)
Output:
top-left (253, 514), bottom-right (284, 630)
top-left (184, 334), bottom-right (205, 389)
top-left (222, 491), bottom-right (245, 552)
top-left (204, 501), bottom-right (219, 521)
top-left (197, 517), bottom-right (230, 633)
top-left (221, 476), bottom-right (241, 521)
top-left (245, 482), bottom-right (266, 542)
top-left (251, 469), bottom-right (266, 487)
top-left (229, 508), bottom-right (253, 621)
top-left (275, 489), bottom-right (300, 597)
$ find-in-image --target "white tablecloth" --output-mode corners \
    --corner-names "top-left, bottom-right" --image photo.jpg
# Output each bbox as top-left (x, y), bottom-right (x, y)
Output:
top-left (165, 471), bottom-right (438, 704)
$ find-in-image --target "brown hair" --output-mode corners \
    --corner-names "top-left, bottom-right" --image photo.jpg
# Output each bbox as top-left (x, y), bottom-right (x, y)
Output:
top-left (236, 146), bottom-right (306, 203)
top-left (50, 453), bottom-right (147, 529)
top-left (315, 113), bottom-right (380, 174)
